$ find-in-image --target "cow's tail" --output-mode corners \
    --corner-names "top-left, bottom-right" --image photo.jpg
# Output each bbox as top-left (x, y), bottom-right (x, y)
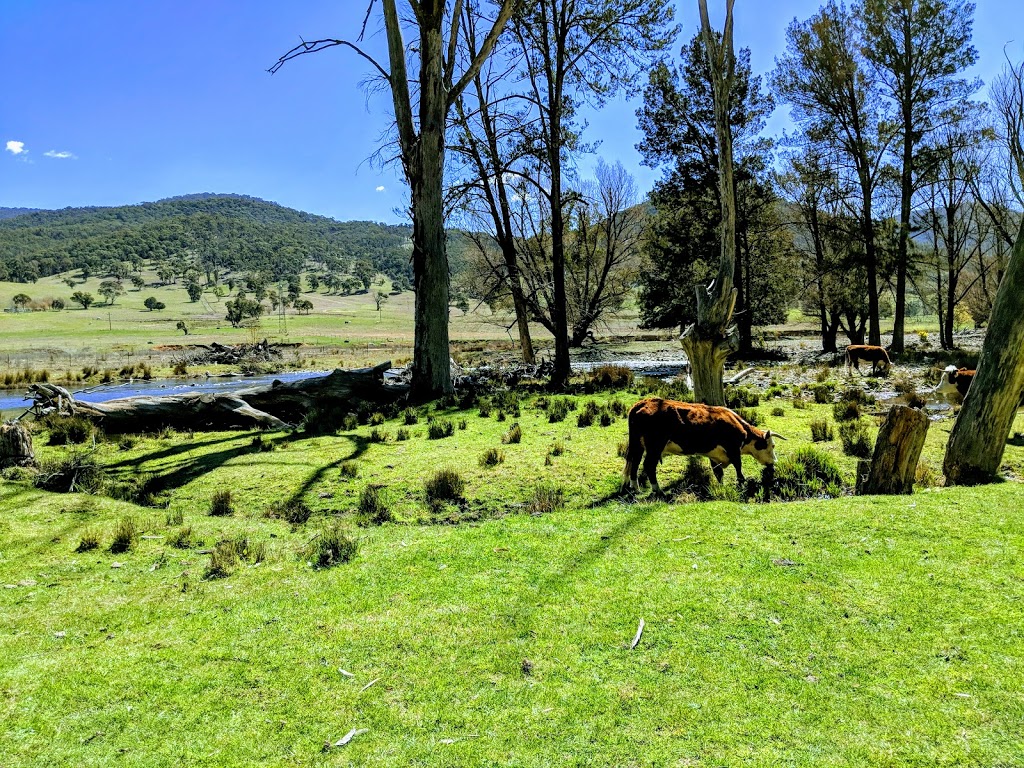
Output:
top-left (622, 411), bottom-right (645, 491)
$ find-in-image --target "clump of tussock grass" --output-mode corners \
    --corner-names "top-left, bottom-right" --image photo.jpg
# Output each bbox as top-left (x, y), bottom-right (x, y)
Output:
top-left (771, 446), bottom-right (847, 501)
top-left (547, 398), bottom-right (572, 423)
top-left (34, 451), bottom-right (105, 494)
top-left (736, 407), bottom-right (763, 427)
top-left (396, 427), bottom-right (410, 441)
top-left (548, 440), bottom-right (565, 457)
top-left (209, 489), bottom-right (234, 517)
top-left (609, 399), bottom-right (628, 417)
top-left (892, 373), bottom-right (918, 398)
top-left (839, 418), bottom-right (873, 458)
top-left (303, 525), bottom-right (358, 569)
top-left (725, 385), bottom-right (760, 408)
top-left (617, 440), bottom-right (629, 458)
top-left (342, 413), bottom-right (359, 431)
top-left (915, 460), bottom-right (943, 488)
top-left (810, 418), bottom-right (835, 442)
top-left (108, 517), bottom-right (138, 554)
top-left (577, 400), bottom-right (601, 427)
top-left (771, 406), bottom-right (786, 417)
top-left (369, 427), bottom-right (389, 444)
top-left (403, 407), bottom-right (419, 425)
top-left (43, 414), bottom-right (97, 446)
top-left (107, 472), bottom-right (160, 507)
top-left (496, 410), bottom-right (507, 422)
top-left (156, 425), bottom-right (177, 440)
top-left (833, 399), bottom-right (863, 422)
top-left (458, 418), bottom-right (467, 430)
top-left (599, 412), bottom-right (614, 427)
top-left (165, 509), bottom-right (183, 526)
top-left (477, 398), bottom-right (492, 418)
top-left (118, 435), bottom-right (138, 451)
top-left (528, 482), bottom-right (564, 515)
top-left (369, 412), bottom-right (386, 426)
top-left (588, 364), bottom-right (633, 390)
top-left (340, 461), bottom-right (359, 479)
top-left (168, 526), bottom-right (194, 549)
top-left (502, 422), bottom-right (522, 444)
top-left (250, 434), bottom-right (274, 452)
top-left (268, 499), bottom-right (312, 525)
top-left (356, 484), bottom-right (393, 526)
top-left (203, 540), bottom-right (238, 579)
top-left (424, 468), bottom-right (465, 508)
top-left (75, 529), bottom-right (101, 553)
top-left (479, 447), bottom-right (505, 467)
top-left (428, 419), bottom-right (455, 439)
top-left (792, 396), bottom-right (809, 410)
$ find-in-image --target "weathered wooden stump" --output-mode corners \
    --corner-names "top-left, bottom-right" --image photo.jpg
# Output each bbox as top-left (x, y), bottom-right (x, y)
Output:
top-left (858, 405), bottom-right (929, 495)
top-left (0, 421), bottom-right (35, 468)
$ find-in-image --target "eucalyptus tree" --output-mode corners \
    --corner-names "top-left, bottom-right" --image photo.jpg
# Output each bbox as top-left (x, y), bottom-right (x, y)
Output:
top-left (272, 0), bottom-right (515, 399)
top-left (857, 0), bottom-right (979, 352)
top-left (773, 0), bottom-right (897, 346)
top-left (944, 58), bottom-right (1024, 483)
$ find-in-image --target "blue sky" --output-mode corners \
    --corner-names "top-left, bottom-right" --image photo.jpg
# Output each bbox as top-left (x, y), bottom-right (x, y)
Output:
top-left (2, 1), bottom-right (1022, 223)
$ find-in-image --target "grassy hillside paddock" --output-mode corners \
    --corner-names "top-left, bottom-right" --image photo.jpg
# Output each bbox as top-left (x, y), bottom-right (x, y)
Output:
top-left (2, 388), bottom-right (1023, 766)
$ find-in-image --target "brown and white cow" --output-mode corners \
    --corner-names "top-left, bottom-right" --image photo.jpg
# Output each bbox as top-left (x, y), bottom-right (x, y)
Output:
top-left (621, 398), bottom-right (784, 495)
top-left (845, 344), bottom-right (892, 376)
top-left (933, 365), bottom-right (974, 399)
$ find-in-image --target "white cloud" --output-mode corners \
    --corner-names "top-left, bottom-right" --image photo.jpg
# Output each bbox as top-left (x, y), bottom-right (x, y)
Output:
top-left (44, 150), bottom-right (76, 159)
top-left (5, 140), bottom-right (27, 155)
top-left (375, 185), bottom-right (386, 192)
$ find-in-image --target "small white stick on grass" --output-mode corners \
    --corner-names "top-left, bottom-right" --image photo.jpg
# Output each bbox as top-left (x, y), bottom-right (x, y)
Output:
top-left (339, 669), bottom-right (355, 678)
top-left (630, 618), bottom-right (645, 650)
top-left (359, 677), bottom-right (380, 692)
top-left (335, 728), bottom-right (367, 746)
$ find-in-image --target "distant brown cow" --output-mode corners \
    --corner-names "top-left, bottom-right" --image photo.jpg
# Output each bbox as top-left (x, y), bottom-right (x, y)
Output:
top-left (622, 398), bottom-right (784, 495)
top-left (846, 344), bottom-right (891, 376)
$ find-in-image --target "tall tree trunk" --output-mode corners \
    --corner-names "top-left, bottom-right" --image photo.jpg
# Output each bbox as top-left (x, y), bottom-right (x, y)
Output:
top-left (943, 217), bottom-right (1024, 484)
top-left (684, 0), bottom-right (739, 406)
top-left (891, 102), bottom-right (913, 353)
top-left (862, 187), bottom-right (881, 346)
top-left (408, 16), bottom-right (453, 400)
top-left (823, 312), bottom-right (841, 353)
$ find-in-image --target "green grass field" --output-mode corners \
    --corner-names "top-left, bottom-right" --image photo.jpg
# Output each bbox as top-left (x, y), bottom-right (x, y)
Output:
top-left (2, 386), bottom-right (1023, 766)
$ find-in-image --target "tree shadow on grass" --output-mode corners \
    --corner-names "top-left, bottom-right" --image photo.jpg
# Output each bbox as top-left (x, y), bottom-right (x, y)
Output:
top-left (105, 432), bottom-right (249, 472)
top-left (278, 433), bottom-right (371, 509)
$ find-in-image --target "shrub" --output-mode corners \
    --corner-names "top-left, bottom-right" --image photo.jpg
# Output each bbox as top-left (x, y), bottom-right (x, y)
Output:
top-left (528, 482), bottom-right (564, 515)
top-left (589, 364), bottom-right (633, 389)
top-left (771, 406), bottom-right (786, 417)
top-left (75, 529), bottom-right (101, 553)
top-left (425, 468), bottom-right (465, 506)
top-left (428, 419), bottom-right (455, 439)
top-left (357, 485), bottom-right (393, 526)
top-left (502, 422), bottom-right (522, 444)
top-left (304, 525), bottom-right (358, 569)
top-left (340, 461), bottom-right (359, 479)
top-left (168, 526), bottom-right (194, 549)
top-left (369, 412), bottom-right (386, 426)
top-left (396, 428), bottom-right (410, 441)
top-left (108, 517), bottom-right (138, 554)
top-left (833, 399), bottom-right (862, 422)
top-left (209, 489), bottom-right (234, 517)
top-left (369, 427), bottom-right (389, 444)
top-left (172, 361), bottom-right (188, 376)
top-left (839, 419), bottom-right (873, 458)
top-left (479, 447), bottom-right (505, 467)
top-left (342, 413), bottom-right (359, 431)
top-left (810, 419), bottom-right (834, 442)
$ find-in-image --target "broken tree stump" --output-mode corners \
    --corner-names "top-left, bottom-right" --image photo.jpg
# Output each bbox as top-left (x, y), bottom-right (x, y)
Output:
top-left (858, 405), bottom-right (929, 495)
top-left (1, 421), bottom-right (35, 468)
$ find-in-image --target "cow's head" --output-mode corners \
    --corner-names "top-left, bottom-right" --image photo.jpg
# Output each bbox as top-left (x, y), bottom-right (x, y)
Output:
top-left (933, 364), bottom-right (961, 396)
top-left (745, 429), bottom-right (786, 466)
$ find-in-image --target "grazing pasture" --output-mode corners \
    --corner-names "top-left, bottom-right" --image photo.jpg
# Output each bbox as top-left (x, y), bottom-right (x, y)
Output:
top-left (2, 382), bottom-right (1024, 765)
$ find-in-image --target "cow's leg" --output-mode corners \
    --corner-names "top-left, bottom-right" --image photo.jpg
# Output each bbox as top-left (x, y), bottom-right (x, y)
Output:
top-left (729, 448), bottom-right (746, 486)
top-left (622, 436), bottom-right (645, 494)
top-left (642, 437), bottom-right (667, 497)
top-left (710, 461), bottom-right (725, 483)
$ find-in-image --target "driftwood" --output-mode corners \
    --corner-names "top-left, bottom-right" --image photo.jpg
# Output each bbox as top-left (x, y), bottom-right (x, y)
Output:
top-left (27, 362), bottom-right (408, 434)
top-left (857, 405), bottom-right (929, 495)
top-left (1, 422), bottom-right (35, 467)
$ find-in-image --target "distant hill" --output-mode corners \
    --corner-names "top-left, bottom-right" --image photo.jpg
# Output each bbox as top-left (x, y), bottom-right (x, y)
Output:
top-left (0, 207), bottom-right (42, 221)
top-left (0, 195), bottom-right (414, 284)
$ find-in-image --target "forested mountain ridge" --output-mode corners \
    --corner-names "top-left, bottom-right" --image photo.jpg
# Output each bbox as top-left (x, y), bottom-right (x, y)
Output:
top-left (0, 195), bottom-right (414, 283)
top-left (0, 207), bottom-right (42, 221)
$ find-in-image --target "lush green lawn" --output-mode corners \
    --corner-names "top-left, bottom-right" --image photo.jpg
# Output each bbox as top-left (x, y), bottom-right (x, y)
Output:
top-left (2, 389), bottom-right (1023, 766)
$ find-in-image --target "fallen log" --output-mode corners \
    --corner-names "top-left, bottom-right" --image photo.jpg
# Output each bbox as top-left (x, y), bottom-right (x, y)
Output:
top-left (29, 362), bottom-right (408, 434)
